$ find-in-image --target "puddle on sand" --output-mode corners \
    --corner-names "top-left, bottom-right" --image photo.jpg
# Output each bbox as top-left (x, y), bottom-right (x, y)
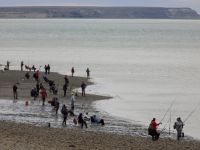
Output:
top-left (0, 99), bottom-right (180, 139)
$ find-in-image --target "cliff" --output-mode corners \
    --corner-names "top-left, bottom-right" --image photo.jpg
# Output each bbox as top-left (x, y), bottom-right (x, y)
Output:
top-left (0, 6), bottom-right (199, 19)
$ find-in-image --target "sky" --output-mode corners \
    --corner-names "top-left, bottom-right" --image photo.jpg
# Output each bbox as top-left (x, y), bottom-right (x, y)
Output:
top-left (0, 0), bottom-right (199, 13)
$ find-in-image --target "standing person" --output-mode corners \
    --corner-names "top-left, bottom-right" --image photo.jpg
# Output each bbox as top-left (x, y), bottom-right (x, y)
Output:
top-left (63, 84), bottom-right (67, 97)
top-left (70, 93), bottom-right (75, 113)
top-left (33, 70), bottom-right (40, 81)
top-left (78, 113), bottom-right (87, 128)
top-left (71, 67), bottom-right (75, 77)
top-left (36, 82), bottom-right (40, 94)
top-left (61, 104), bottom-right (68, 126)
top-left (25, 72), bottom-right (30, 79)
top-left (13, 84), bottom-right (18, 100)
top-left (81, 81), bottom-right (86, 96)
top-left (47, 64), bottom-right (50, 74)
top-left (44, 65), bottom-right (47, 74)
top-left (174, 117), bottom-right (184, 140)
top-left (86, 68), bottom-right (90, 79)
top-left (6, 61), bottom-right (10, 70)
top-left (148, 118), bottom-right (162, 141)
top-left (31, 88), bottom-right (38, 100)
top-left (40, 88), bottom-right (47, 106)
top-left (32, 65), bottom-right (36, 72)
top-left (21, 61), bottom-right (24, 71)
top-left (55, 98), bottom-right (60, 115)
top-left (64, 75), bottom-right (69, 85)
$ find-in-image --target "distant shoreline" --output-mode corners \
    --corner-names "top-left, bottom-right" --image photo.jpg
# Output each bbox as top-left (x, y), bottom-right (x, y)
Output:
top-left (0, 6), bottom-right (199, 19)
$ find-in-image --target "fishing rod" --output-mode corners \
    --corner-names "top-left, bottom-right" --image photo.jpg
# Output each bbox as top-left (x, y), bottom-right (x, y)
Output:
top-left (169, 108), bottom-right (172, 135)
top-left (160, 117), bottom-right (170, 133)
top-left (160, 99), bottom-right (176, 123)
top-left (160, 102), bottom-right (173, 134)
top-left (183, 102), bottom-right (200, 124)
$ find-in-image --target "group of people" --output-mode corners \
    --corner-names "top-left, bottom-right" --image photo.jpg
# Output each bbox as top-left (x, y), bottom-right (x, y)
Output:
top-left (16, 63), bottom-right (97, 128)
top-left (148, 117), bottom-right (184, 141)
top-left (44, 64), bottom-right (51, 74)
top-left (10, 62), bottom-right (188, 141)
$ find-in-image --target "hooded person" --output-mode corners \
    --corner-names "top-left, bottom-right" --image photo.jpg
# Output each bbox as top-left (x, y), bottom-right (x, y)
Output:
top-left (174, 117), bottom-right (184, 140)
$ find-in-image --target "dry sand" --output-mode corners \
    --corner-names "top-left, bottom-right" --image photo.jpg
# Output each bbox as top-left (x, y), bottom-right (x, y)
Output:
top-left (0, 70), bottom-right (200, 150)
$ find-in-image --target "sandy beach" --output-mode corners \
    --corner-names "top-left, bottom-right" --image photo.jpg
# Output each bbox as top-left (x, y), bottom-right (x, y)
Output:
top-left (0, 70), bottom-right (200, 150)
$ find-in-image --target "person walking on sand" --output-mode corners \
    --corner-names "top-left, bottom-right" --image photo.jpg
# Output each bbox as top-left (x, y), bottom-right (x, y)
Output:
top-left (70, 93), bottom-right (75, 113)
top-left (40, 88), bottom-right (47, 106)
top-left (21, 61), bottom-right (24, 71)
top-left (71, 67), bottom-right (75, 77)
top-left (148, 118), bottom-right (162, 141)
top-left (61, 104), bottom-right (68, 126)
top-left (13, 84), bottom-right (18, 100)
top-left (174, 117), bottom-right (184, 140)
top-left (81, 81), bottom-right (86, 96)
top-left (86, 68), bottom-right (90, 79)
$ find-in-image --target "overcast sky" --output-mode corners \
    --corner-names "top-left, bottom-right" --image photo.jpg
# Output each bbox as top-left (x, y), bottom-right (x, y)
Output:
top-left (0, 0), bottom-right (199, 13)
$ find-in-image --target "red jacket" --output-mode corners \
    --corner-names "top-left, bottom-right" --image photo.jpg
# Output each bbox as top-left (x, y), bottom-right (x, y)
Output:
top-left (150, 120), bottom-right (159, 130)
top-left (40, 90), bottom-right (47, 99)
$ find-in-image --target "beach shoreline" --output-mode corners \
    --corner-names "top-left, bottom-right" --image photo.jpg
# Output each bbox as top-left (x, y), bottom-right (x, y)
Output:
top-left (0, 70), bottom-right (200, 149)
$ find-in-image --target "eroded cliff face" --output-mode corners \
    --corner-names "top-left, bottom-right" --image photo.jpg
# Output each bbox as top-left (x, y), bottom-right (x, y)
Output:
top-left (167, 8), bottom-right (200, 19)
top-left (0, 6), bottom-right (199, 19)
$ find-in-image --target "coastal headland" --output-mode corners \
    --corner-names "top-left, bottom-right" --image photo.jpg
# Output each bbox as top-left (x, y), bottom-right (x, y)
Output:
top-left (0, 6), bottom-right (199, 19)
top-left (0, 69), bottom-right (200, 149)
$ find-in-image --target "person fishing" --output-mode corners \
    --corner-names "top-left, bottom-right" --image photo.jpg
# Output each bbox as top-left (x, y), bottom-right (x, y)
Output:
top-left (148, 118), bottom-right (162, 141)
top-left (174, 117), bottom-right (184, 140)
top-left (86, 68), bottom-right (90, 79)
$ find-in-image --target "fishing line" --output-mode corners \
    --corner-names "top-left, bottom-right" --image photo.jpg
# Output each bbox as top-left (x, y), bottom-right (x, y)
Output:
top-left (160, 99), bottom-right (176, 123)
top-left (183, 102), bottom-right (200, 124)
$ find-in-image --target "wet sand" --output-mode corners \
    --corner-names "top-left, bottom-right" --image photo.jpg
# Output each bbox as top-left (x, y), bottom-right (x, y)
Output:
top-left (0, 70), bottom-right (200, 150)
top-left (1, 121), bottom-right (200, 150)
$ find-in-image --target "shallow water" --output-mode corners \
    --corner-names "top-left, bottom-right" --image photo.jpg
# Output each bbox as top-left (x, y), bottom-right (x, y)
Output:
top-left (0, 99), bottom-right (179, 139)
top-left (0, 19), bottom-right (200, 139)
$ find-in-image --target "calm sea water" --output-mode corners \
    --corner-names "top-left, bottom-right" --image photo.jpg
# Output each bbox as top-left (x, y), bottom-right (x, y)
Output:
top-left (0, 19), bottom-right (200, 139)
